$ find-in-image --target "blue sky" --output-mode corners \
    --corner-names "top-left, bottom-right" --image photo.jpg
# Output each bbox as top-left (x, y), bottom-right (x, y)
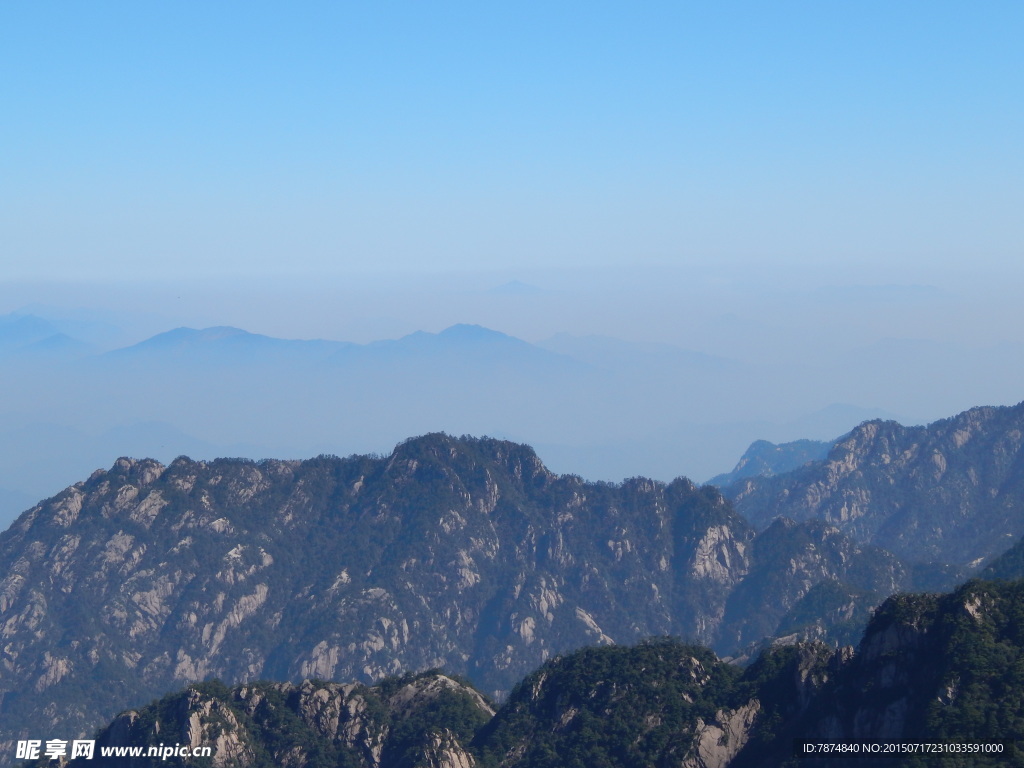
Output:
top-left (3, 2), bottom-right (1022, 280)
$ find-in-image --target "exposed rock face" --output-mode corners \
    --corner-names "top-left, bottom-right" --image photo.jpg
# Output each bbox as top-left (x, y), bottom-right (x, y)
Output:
top-left (415, 729), bottom-right (477, 768)
top-left (27, 672), bottom-right (491, 768)
top-left (685, 702), bottom-right (760, 768)
top-left (724, 403), bottom-right (1024, 565)
top-left (0, 435), bottom-right (911, 759)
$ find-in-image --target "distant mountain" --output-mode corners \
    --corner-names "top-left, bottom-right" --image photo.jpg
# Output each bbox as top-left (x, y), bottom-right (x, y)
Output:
top-left (0, 314), bottom-right (96, 360)
top-left (0, 435), bottom-right (912, 759)
top-left (0, 323), bottom-right (594, 525)
top-left (15, 332), bottom-right (95, 359)
top-left (0, 314), bottom-right (64, 351)
top-left (3, 307), bottom-right (144, 350)
top-left (109, 324), bottom-right (564, 368)
top-left (723, 403), bottom-right (1024, 565)
top-left (107, 325), bottom-right (353, 364)
top-left (708, 438), bottom-right (834, 487)
top-left (348, 324), bottom-right (579, 369)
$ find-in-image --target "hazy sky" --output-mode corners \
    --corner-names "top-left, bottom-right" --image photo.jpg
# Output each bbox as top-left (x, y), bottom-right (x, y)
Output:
top-left (4, 2), bottom-right (1022, 283)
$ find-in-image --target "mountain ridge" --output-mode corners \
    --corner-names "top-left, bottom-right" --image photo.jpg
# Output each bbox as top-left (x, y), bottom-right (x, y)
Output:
top-left (723, 402), bottom-right (1024, 565)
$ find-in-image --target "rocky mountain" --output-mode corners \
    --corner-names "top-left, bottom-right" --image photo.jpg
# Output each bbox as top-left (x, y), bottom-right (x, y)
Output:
top-left (0, 435), bottom-right (906, 759)
top-left (707, 438), bottom-right (833, 487)
top-left (723, 403), bottom-right (1024, 566)
top-left (31, 579), bottom-right (1024, 767)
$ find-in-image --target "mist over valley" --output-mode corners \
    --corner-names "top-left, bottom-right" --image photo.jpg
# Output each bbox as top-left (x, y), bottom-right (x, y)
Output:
top-left (4, 268), bottom-right (1023, 531)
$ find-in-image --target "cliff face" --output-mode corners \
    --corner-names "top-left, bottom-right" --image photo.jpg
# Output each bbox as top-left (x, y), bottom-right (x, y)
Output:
top-left (724, 403), bottom-right (1024, 565)
top-left (0, 435), bottom-right (901, 758)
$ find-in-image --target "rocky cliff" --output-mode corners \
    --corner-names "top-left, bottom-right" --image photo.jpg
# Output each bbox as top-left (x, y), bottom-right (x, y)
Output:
top-left (724, 403), bottom-right (1024, 567)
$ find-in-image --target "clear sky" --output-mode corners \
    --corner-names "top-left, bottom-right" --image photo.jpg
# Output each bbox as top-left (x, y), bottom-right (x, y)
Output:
top-left (3, 2), bottom-right (1022, 281)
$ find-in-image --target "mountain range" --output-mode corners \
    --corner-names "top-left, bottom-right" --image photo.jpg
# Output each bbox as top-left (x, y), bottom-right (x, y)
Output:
top-left (4, 400), bottom-right (1024, 761)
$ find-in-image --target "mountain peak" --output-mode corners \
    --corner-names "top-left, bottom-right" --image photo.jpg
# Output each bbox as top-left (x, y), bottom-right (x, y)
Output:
top-left (438, 323), bottom-right (509, 339)
top-left (119, 325), bottom-right (255, 351)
